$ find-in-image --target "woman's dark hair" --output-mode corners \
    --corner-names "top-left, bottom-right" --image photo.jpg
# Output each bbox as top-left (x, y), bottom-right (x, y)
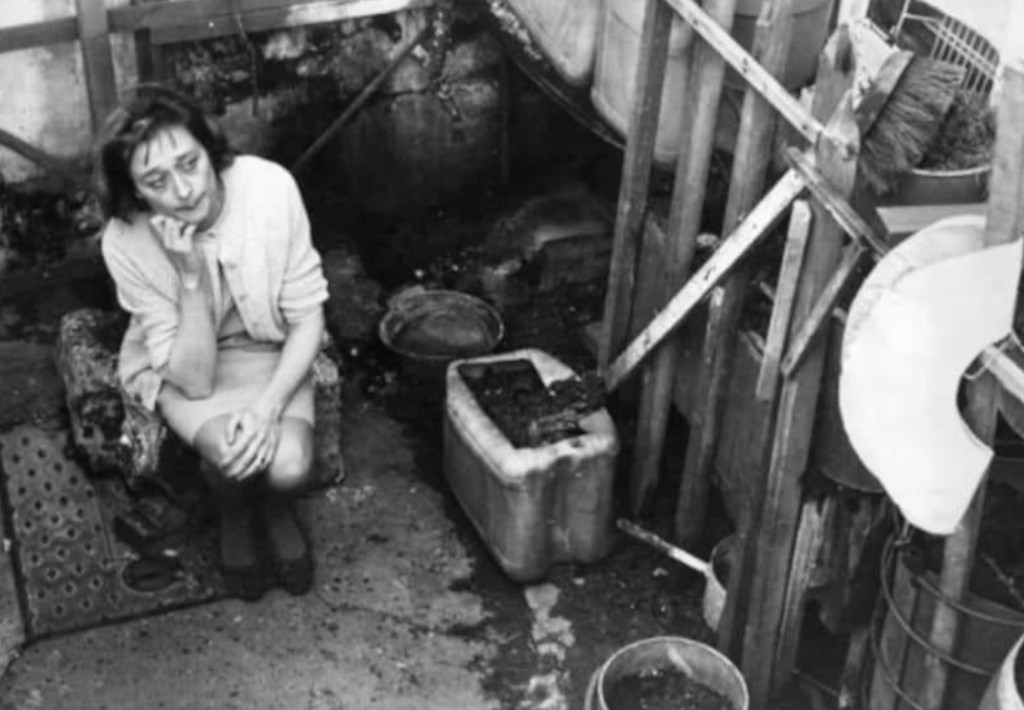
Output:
top-left (93, 83), bottom-right (234, 221)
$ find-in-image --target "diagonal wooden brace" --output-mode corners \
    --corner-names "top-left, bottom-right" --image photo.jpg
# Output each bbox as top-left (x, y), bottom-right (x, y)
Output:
top-left (604, 168), bottom-right (806, 391)
top-left (779, 147), bottom-right (887, 376)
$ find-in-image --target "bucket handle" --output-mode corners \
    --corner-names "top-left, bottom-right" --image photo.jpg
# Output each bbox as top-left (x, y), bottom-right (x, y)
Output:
top-left (617, 519), bottom-right (711, 577)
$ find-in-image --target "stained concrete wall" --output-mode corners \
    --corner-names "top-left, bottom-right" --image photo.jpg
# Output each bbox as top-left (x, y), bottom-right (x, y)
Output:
top-left (0, 1), bottom-right (519, 225)
top-left (0, 0), bottom-right (137, 185)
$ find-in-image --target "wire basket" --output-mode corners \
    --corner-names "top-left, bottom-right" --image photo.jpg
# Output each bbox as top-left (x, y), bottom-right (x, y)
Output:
top-left (892, 0), bottom-right (999, 97)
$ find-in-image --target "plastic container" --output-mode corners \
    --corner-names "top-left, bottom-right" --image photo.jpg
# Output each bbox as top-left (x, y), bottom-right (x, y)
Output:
top-left (506, 0), bottom-right (602, 87)
top-left (591, 0), bottom-right (830, 164)
top-left (730, 0), bottom-right (831, 90)
top-left (443, 348), bottom-right (618, 582)
top-left (584, 636), bottom-right (749, 710)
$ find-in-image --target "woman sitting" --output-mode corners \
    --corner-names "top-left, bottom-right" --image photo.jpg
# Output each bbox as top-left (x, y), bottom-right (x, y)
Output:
top-left (94, 83), bottom-right (329, 601)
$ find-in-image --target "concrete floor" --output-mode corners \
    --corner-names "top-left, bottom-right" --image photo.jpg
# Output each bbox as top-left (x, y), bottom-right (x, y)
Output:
top-left (0, 198), bottom-right (822, 709)
top-left (0, 327), bottom-right (735, 710)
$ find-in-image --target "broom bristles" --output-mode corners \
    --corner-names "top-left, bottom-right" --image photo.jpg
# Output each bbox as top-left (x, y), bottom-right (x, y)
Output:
top-left (860, 57), bottom-right (966, 195)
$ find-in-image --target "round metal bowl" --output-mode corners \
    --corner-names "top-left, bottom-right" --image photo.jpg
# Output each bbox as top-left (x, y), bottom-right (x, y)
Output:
top-left (378, 289), bottom-right (504, 379)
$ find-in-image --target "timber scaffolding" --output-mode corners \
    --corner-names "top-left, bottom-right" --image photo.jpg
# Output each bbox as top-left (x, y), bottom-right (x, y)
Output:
top-left (0, 0), bottom-right (438, 298)
top-left (595, 0), bottom-right (1024, 708)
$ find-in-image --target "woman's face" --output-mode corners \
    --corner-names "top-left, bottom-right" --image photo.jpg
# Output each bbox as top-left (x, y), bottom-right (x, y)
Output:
top-left (129, 124), bottom-right (223, 230)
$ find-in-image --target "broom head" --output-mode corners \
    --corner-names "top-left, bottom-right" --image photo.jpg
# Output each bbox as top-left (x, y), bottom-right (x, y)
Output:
top-left (859, 55), bottom-right (966, 195)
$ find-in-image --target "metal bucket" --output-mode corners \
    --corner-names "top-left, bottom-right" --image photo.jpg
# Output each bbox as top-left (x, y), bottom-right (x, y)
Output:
top-left (869, 538), bottom-right (1024, 710)
top-left (378, 288), bottom-right (504, 380)
top-left (584, 636), bottom-right (749, 710)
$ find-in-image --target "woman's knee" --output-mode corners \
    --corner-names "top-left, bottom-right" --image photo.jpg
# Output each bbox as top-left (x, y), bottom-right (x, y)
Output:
top-left (265, 423), bottom-right (314, 493)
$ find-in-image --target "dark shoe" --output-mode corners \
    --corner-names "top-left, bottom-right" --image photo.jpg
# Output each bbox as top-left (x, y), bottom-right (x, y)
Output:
top-left (273, 547), bottom-right (314, 597)
top-left (256, 497), bottom-right (314, 596)
top-left (218, 556), bottom-right (269, 602)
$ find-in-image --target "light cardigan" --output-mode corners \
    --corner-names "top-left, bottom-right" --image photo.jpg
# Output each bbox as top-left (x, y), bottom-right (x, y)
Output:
top-left (102, 155), bottom-right (329, 411)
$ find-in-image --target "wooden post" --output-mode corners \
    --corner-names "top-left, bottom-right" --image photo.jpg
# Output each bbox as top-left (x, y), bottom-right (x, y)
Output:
top-left (75, 0), bottom-right (119, 131)
top-left (597, 0), bottom-right (676, 371)
top-left (755, 200), bottom-right (812, 403)
top-left (629, 0), bottom-right (737, 516)
top-left (918, 58), bottom-right (1024, 710)
top-left (737, 28), bottom-right (859, 708)
top-left (674, 0), bottom-right (795, 548)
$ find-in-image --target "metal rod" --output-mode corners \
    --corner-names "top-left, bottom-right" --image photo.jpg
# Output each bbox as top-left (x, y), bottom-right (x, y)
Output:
top-left (291, 23), bottom-right (431, 174)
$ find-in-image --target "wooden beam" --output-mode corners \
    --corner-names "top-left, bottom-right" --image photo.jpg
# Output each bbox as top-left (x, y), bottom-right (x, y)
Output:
top-left (597, 0), bottom-right (675, 371)
top-left (75, 0), bottom-right (119, 131)
top-left (738, 31), bottom-right (859, 708)
top-left (0, 0), bottom-right (434, 56)
top-left (605, 169), bottom-right (804, 392)
top-left (780, 242), bottom-right (865, 377)
top-left (0, 18), bottom-right (77, 54)
top-left (664, 0), bottom-right (847, 153)
top-left (785, 147), bottom-right (888, 255)
top-left (675, 0), bottom-right (795, 549)
top-left (143, 0), bottom-right (436, 45)
top-left (876, 202), bottom-right (987, 242)
top-left (774, 495), bottom-right (834, 695)
top-left (755, 199), bottom-right (811, 401)
top-left (629, 0), bottom-right (738, 517)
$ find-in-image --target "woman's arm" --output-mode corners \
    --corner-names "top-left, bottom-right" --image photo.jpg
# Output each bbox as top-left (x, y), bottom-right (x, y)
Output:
top-left (253, 308), bottom-right (325, 421)
top-left (162, 268), bottom-right (218, 398)
top-left (151, 215), bottom-right (218, 398)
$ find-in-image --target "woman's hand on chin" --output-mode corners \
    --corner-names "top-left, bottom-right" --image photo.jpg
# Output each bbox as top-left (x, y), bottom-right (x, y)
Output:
top-left (149, 214), bottom-right (203, 288)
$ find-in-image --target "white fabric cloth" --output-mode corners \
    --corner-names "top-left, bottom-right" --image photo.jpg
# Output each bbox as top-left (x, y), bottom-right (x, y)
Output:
top-left (840, 215), bottom-right (1022, 534)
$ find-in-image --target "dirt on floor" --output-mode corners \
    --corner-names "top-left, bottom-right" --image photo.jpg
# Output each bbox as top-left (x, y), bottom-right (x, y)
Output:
top-left (0, 176), bottom-right (824, 709)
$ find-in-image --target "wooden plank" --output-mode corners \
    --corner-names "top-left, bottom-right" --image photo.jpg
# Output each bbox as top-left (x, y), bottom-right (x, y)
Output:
top-left (0, 0), bottom-right (433, 56)
top-left (756, 199), bottom-right (811, 401)
top-left (605, 169), bottom-right (804, 391)
top-left (780, 242), bottom-right (865, 377)
top-left (76, 0), bottom-right (119, 131)
top-left (785, 146), bottom-right (888, 255)
top-left (675, 0), bottom-right (795, 549)
top-left (597, 0), bottom-right (675, 371)
top-left (876, 202), bottom-right (987, 242)
top-left (774, 496), bottom-right (834, 695)
top-left (738, 29), bottom-right (859, 707)
top-left (145, 0), bottom-right (435, 45)
top-left (919, 58), bottom-right (1024, 710)
top-left (0, 18), bottom-right (78, 54)
top-left (663, 0), bottom-right (840, 152)
top-left (630, 0), bottom-right (738, 517)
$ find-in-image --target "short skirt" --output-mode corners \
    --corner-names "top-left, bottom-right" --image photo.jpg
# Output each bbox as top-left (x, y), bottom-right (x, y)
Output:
top-left (158, 339), bottom-right (314, 445)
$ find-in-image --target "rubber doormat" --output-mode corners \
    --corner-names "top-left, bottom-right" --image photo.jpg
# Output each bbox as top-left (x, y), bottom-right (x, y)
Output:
top-left (0, 424), bottom-right (225, 641)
